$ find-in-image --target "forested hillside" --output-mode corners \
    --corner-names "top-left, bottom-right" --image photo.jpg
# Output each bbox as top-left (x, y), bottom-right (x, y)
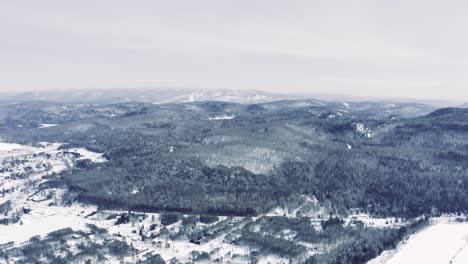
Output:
top-left (0, 100), bottom-right (466, 218)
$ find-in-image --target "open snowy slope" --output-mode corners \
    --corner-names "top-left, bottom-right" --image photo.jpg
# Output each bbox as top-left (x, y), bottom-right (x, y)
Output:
top-left (368, 218), bottom-right (468, 264)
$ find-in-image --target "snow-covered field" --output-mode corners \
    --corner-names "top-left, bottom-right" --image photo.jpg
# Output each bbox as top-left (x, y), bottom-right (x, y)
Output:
top-left (0, 143), bottom-right (25, 152)
top-left (0, 203), bottom-right (96, 244)
top-left (369, 218), bottom-right (468, 264)
top-left (0, 142), bottom-right (106, 245)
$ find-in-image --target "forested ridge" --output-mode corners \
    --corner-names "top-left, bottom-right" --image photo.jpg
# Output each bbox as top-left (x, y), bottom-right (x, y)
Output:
top-left (0, 100), bottom-right (467, 218)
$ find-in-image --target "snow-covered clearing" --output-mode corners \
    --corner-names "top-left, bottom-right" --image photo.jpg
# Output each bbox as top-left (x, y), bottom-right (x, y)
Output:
top-left (368, 218), bottom-right (468, 264)
top-left (67, 147), bottom-right (107, 163)
top-left (38, 123), bottom-right (58, 128)
top-left (208, 115), bottom-right (236, 120)
top-left (0, 143), bottom-right (25, 152)
top-left (0, 203), bottom-right (96, 244)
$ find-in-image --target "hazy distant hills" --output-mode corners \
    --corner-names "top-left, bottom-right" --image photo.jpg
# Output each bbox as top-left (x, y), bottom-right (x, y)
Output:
top-left (1, 87), bottom-right (454, 108)
top-left (0, 88), bottom-right (441, 119)
top-left (458, 102), bottom-right (468, 108)
top-left (0, 88), bottom-right (299, 105)
top-left (0, 99), bottom-right (437, 129)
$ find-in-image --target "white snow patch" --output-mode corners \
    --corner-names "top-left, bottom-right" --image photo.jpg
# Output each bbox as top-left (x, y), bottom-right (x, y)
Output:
top-left (369, 219), bottom-right (468, 264)
top-left (354, 123), bottom-right (373, 138)
top-left (208, 115), bottom-right (236, 120)
top-left (67, 147), bottom-right (107, 163)
top-left (0, 142), bottom-right (25, 152)
top-left (38, 123), bottom-right (58, 128)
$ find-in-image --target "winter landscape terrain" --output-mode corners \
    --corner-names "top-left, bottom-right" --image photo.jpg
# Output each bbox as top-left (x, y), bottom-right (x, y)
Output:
top-left (0, 89), bottom-right (466, 263)
top-left (4, 0), bottom-right (468, 262)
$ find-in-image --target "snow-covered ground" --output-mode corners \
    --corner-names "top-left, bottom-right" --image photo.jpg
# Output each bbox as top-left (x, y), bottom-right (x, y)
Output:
top-left (0, 142), bottom-right (106, 245)
top-left (67, 147), bottom-right (107, 163)
top-left (0, 142), bottom-right (105, 190)
top-left (369, 218), bottom-right (468, 264)
top-left (0, 203), bottom-right (96, 244)
top-left (346, 212), bottom-right (402, 228)
top-left (77, 211), bottom-right (265, 263)
top-left (0, 143), bottom-right (25, 152)
top-left (208, 115), bottom-right (236, 120)
top-left (38, 123), bottom-right (58, 128)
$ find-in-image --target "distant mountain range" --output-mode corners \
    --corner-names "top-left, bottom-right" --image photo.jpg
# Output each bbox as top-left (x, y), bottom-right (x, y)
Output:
top-left (0, 88), bottom-right (300, 105)
top-left (6, 88), bottom-right (468, 119)
top-left (1, 88), bottom-right (468, 263)
top-left (1, 88), bottom-right (460, 107)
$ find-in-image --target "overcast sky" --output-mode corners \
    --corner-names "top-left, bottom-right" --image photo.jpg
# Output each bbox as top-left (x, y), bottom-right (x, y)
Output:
top-left (1, 1), bottom-right (468, 102)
